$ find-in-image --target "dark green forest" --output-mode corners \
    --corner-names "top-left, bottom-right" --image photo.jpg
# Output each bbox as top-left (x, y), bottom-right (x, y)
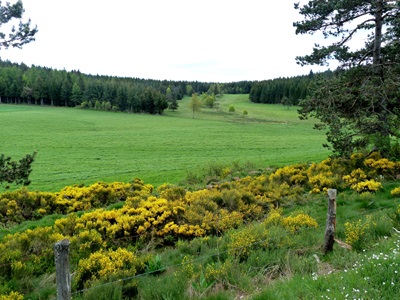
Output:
top-left (248, 70), bottom-right (332, 105)
top-left (0, 59), bottom-right (318, 113)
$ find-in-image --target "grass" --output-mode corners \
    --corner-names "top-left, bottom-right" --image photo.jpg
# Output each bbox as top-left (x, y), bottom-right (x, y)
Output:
top-left (0, 95), bottom-right (329, 192)
top-left (6, 95), bottom-right (398, 299)
top-left (67, 207), bottom-right (399, 300)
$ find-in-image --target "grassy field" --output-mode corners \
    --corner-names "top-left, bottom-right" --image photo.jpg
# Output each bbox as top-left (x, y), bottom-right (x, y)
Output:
top-left (0, 94), bottom-right (329, 192)
top-left (1, 95), bottom-right (399, 299)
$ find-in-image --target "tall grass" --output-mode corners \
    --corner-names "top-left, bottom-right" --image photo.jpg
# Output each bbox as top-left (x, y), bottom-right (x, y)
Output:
top-left (0, 95), bottom-right (329, 192)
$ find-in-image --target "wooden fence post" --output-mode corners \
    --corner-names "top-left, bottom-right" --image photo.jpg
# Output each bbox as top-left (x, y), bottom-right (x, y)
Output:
top-left (54, 239), bottom-right (71, 300)
top-left (323, 189), bottom-right (337, 254)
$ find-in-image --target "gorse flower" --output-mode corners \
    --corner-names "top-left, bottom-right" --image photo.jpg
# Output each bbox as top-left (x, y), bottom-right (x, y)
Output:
top-left (390, 187), bottom-right (400, 197)
top-left (75, 248), bottom-right (143, 287)
top-left (0, 291), bottom-right (24, 300)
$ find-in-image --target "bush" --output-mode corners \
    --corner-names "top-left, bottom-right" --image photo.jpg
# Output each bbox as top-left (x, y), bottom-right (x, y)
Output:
top-left (390, 187), bottom-right (400, 197)
top-left (75, 248), bottom-right (143, 288)
top-left (0, 292), bottom-right (24, 300)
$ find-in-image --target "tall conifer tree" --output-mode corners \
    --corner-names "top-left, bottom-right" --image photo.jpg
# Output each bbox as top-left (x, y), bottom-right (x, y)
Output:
top-left (295, 0), bottom-right (400, 157)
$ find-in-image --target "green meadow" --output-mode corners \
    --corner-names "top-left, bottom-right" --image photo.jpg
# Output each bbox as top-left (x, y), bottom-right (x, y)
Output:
top-left (1, 94), bottom-right (400, 300)
top-left (0, 94), bottom-right (329, 192)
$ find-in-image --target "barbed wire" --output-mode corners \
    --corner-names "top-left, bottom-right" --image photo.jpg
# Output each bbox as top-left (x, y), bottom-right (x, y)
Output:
top-left (69, 225), bottom-right (319, 298)
top-left (0, 196), bottom-right (398, 269)
top-left (68, 217), bottom-right (400, 298)
top-left (1, 192), bottom-right (398, 299)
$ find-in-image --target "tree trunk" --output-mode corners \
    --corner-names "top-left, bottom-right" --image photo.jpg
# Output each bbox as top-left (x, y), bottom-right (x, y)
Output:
top-left (373, 0), bottom-right (390, 152)
top-left (373, 0), bottom-right (383, 67)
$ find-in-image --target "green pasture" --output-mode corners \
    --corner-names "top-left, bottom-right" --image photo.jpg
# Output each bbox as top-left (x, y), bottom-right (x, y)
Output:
top-left (0, 95), bottom-right (329, 192)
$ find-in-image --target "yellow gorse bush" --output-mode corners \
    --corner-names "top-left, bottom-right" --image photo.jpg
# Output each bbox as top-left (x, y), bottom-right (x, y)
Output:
top-left (269, 164), bottom-right (308, 185)
top-left (2, 152), bottom-right (397, 227)
top-left (75, 247), bottom-right (143, 287)
top-left (180, 255), bottom-right (195, 278)
top-left (205, 259), bottom-right (232, 282)
top-left (350, 179), bottom-right (382, 193)
top-left (343, 168), bottom-right (367, 185)
top-left (343, 168), bottom-right (382, 193)
top-left (345, 219), bottom-right (365, 247)
top-left (344, 216), bottom-right (377, 249)
top-left (364, 157), bottom-right (398, 177)
top-left (227, 227), bottom-right (259, 261)
top-left (263, 208), bottom-right (318, 233)
top-left (0, 292), bottom-right (24, 300)
top-left (0, 179), bottom-right (152, 225)
top-left (281, 213), bottom-right (319, 233)
top-left (264, 207), bottom-right (283, 226)
top-left (390, 187), bottom-right (400, 197)
top-left (0, 153), bottom-right (399, 295)
top-left (306, 159), bottom-right (340, 193)
top-left (0, 226), bottom-right (64, 279)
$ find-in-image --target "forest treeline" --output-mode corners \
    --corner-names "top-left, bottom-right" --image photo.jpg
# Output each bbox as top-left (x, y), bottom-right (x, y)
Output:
top-left (0, 59), bottom-right (322, 113)
top-left (249, 70), bottom-right (332, 105)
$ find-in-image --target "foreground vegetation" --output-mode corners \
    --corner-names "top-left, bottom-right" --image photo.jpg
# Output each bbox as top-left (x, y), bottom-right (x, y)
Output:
top-left (1, 1), bottom-right (399, 298)
top-left (0, 95), bottom-right (329, 192)
top-left (0, 152), bottom-right (399, 299)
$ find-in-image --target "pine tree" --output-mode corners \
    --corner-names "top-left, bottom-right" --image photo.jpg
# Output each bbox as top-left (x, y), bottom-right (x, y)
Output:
top-left (295, 0), bottom-right (400, 157)
top-left (0, 1), bottom-right (37, 49)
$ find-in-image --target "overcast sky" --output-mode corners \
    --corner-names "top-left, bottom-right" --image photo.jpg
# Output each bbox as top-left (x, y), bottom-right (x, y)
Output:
top-left (1, 0), bottom-right (336, 83)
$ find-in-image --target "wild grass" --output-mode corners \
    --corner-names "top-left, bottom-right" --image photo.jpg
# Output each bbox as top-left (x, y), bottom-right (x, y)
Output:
top-left (2, 95), bottom-right (399, 300)
top-left (1, 171), bottom-right (399, 299)
top-left (0, 95), bottom-right (329, 192)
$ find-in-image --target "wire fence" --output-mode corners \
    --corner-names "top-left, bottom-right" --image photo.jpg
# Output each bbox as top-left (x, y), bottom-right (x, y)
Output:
top-left (1, 194), bottom-right (399, 299)
top-left (68, 225), bottom-right (319, 298)
top-left (68, 206), bottom-right (399, 298)
top-left (0, 201), bottom-right (396, 270)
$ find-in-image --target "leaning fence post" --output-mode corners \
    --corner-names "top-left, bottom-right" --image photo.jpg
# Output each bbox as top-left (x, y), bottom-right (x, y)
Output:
top-left (54, 239), bottom-right (71, 300)
top-left (323, 189), bottom-right (337, 254)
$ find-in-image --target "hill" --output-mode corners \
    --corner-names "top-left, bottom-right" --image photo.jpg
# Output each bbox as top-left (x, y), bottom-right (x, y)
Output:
top-left (1, 95), bottom-right (399, 300)
top-left (0, 94), bottom-right (329, 192)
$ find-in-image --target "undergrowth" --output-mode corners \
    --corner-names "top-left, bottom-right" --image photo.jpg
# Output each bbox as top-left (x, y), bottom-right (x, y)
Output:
top-left (0, 153), bottom-right (400, 299)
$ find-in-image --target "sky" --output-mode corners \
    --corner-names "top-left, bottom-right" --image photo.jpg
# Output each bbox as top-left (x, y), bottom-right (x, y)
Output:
top-left (0, 0), bottom-right (336, 83)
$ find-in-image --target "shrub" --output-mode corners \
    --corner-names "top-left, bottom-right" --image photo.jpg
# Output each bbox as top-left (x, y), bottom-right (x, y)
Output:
top-left (281, 213), bottom-right (318, 233)
top-left (226, 228), bottom-right (258, 261)
top-left (342, 168), bottom-right (367, 186)
top-left (205, 259), bottom-right (231, 283)
top-left (0, 180), bottom-right (152, 225)
top-left (0, 292), bottom-right (24, 300)
top-left (390, 187), bottom-right (400, 197)
top-left (269, 164), bottom-right (308, 186)
top-left (156, 183), bottom-right (186, 201)
top-left (344, 219), bottom-right (367, 250)
top-left (344, 215), bottom-right (382, 251)
top-left (350, 179), bottom-right (382, 193)
top-left (364, 156), bottom-right (399, 178)
top-left (225, 223), bottom-right (269, 261)
top-left (75, 248), bottom-right (143, 288)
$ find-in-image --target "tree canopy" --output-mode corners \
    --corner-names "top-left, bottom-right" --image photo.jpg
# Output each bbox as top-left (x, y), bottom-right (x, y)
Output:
top-left (295, 0), bottom-right (400, 157)
top-left (0, 152), bottom-right (36, 189)
top-left (0, 0), bottom-right (37, 49)
top-left (189, 93), bottom-right (202, 119)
